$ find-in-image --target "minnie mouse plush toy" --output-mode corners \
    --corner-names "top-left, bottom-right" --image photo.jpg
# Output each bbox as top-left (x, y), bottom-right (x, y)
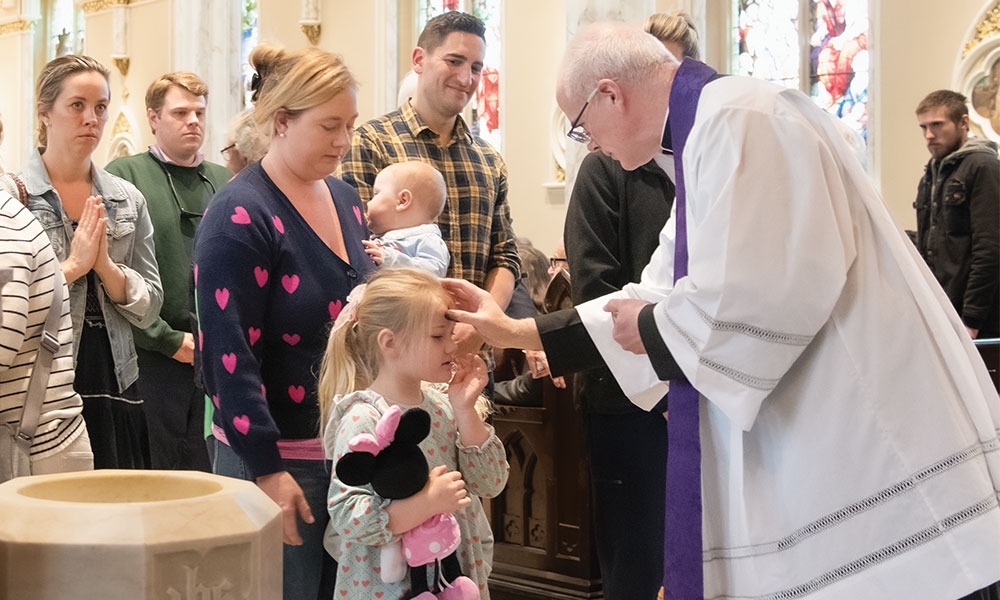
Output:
top-left (335, 405), bottom-right (479, 600)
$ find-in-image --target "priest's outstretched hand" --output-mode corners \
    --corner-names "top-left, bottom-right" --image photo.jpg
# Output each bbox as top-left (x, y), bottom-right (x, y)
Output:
top-left (443, 278), bottom-right (543, 351)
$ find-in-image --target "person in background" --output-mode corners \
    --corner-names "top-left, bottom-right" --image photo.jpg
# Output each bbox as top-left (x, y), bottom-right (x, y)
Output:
top-left (363, 160), bottom-right (449, 277)
top-left (913, 89), bottom-right (999, 339)
top-left (1, 114), bottom-right (93, 481)
top-left (23, 55), bottom-right (161, 470)
top-left (396, 69), bottom-right (419, 108)
top-left (338, 10), bottom-right (520, 381)
top-left (193, 43), bottom-right (374, 600)
top-left (559, 11), bottom-right (694, 599)
top-left (493, 238), bottom-right (557, 407)
top-left (643, 10), bottom-right (700, 62)
top-left (444, 21), bottom-right (1000, 599)
top-left (221, 108), bottom-right (268, 175)
top-left (506, 237), bottom-right (550, 321)
top-left (106, 71), bottom-right (231, 471)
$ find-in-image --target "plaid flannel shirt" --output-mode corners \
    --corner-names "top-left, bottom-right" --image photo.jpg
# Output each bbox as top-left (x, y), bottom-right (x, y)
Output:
top-left (338, 100), bottom-right (520, 287)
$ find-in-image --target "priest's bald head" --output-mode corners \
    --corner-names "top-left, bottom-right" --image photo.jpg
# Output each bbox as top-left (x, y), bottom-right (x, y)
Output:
top-left (556, 22), bottom-right (681, 170)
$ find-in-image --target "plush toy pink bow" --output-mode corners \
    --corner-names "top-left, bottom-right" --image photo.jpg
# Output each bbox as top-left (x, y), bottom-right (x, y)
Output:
top-left (347, 404), bottom-right (402, 455)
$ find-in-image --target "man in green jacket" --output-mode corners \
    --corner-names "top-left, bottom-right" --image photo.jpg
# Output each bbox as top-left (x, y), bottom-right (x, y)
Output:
top-left (107, 72), bottom-right (231, 470)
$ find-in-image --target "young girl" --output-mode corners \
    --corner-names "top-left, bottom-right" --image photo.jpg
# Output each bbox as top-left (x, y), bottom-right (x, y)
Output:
top-left (319, 268), bottom-right (508, 599)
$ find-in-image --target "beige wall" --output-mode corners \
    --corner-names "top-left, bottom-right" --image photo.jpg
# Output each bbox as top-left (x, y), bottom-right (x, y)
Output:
top-left (502, 0), bottom-right (566, 254)
top-left (2, 0), bottom-right (995, 248)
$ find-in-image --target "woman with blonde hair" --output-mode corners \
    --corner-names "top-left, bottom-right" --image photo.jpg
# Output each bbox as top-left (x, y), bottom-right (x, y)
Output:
top-left (193, 44), bottom-right (373, 599)
top-left (643, 10), bottom-right (700, 61)
top-left (23, 55), bottom-right (161, 470)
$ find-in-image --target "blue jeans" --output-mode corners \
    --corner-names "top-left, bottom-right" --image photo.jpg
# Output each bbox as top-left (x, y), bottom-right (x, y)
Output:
top-left (212, 439), bottom-right (337, 600)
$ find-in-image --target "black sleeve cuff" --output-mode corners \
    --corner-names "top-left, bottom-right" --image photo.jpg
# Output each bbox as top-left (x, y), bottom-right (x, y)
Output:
top-left (638, 303), bottom-right (684, 381)
top-left (535, 309), bottom-right (606, 376)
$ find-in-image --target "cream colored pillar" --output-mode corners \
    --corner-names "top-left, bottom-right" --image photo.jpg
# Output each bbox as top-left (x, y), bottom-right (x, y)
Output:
top-left (0, 1), bottom-right (41, 171)
top-left (172, 0), bottom-right (242, 165)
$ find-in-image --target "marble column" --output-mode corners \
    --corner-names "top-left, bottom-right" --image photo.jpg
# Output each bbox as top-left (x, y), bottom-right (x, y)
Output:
top-left (299, 0), bottom-right (320, 45)
top-left (172, 0), bottom-right (242, 165)
top-left (110, 1), bottom-right (128, 78)
top-left (0, 0), bottom-right (40, 170)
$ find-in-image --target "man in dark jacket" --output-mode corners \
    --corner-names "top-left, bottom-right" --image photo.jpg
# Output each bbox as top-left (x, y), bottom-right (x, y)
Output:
top-left (914, 89), bottom-right (999, 339)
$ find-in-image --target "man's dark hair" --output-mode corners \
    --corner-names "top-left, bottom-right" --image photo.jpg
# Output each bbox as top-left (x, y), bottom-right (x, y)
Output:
top-left (416, 11), bottom-right (486, 54)
top-left (916, 90), bottom-right (969, 124)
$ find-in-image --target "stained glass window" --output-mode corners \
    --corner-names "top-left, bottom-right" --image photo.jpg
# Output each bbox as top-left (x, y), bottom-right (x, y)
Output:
top-left (735, 0), bottom-right (869, 141)
top-left (735, 0), bottom-right (801, 88)
top-left (808, 0), bottom-right (869, 139)
top-left (416, 0), bottom-right (503, 151)
top-left (241, 0), bottom-right (259, 109)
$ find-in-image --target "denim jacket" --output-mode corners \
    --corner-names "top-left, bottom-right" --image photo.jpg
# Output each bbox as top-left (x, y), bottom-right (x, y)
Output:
top-left (21, 149), bottom-right (163, 391)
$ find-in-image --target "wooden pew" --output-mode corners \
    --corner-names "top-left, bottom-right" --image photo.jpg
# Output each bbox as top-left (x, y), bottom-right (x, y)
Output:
top-left (488, 271), bottom-right (603, 599)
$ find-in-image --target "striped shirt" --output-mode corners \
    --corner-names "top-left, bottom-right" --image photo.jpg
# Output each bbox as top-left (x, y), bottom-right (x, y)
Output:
top-left (0, 194), bottom-right (85, 458)
top-left (338, 100), bottom-right (520, 287)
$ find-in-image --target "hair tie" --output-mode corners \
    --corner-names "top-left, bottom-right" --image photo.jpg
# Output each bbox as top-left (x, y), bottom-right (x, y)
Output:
top-left (333, 283), bottom-right (367, 330)
top-left (249, 72), bottom-right (262, 103)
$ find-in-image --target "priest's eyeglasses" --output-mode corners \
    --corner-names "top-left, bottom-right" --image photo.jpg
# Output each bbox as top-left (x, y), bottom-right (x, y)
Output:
top-left (566, 85), bottom-right (600, 144)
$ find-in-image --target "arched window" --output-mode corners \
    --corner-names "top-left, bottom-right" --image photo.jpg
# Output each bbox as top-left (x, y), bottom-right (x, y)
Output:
top-left (735, 0), bottom-right (869, 141)
top-left (416, 1), bottom-right (503, 151)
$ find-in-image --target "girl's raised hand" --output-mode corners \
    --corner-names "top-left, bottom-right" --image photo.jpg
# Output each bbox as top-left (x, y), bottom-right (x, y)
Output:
top-left (448, 353), bottom-right (488, 413)
top-left (425, 464), bottom-right (470, 514)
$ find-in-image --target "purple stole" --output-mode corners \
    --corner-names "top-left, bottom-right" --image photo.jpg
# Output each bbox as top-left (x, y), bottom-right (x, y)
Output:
top-left (662, 59), bottom-right (721, 600)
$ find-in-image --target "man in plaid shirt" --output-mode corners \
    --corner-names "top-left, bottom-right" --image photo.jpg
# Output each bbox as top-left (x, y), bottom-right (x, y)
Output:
top-left (338, 10), bottom-right (520, 361)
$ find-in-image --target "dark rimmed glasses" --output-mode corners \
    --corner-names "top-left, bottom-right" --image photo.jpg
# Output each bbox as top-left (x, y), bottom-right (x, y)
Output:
top-left (566, 86), bottom-right (600, 144)
top-left (220, 143), bottom-right (236, 161)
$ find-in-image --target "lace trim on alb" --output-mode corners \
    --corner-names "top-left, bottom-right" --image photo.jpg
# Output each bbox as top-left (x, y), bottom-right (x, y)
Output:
top-left (665, 312), bottom-right (785, 391)
top-left (705, 434), bottom-right (1000, 562)
top-left (734, 495), bottom-right (999, 600)
top-left (703, 431), bottom-right (1000, 599)
top-left (693, 305), bottom-right (813, 347)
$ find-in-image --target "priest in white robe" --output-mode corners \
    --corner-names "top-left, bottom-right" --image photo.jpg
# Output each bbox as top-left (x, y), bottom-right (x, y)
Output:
top-left (444, 21), bottom-right (1000, 600)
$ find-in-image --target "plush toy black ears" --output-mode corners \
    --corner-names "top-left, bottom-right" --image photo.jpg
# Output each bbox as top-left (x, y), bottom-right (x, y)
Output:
top-left (335, 407), bottom-right (433, 491)
top-left (336, 452), bottom-right (377, 487)
top-left (396, 407), bottom-right (431, 444)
